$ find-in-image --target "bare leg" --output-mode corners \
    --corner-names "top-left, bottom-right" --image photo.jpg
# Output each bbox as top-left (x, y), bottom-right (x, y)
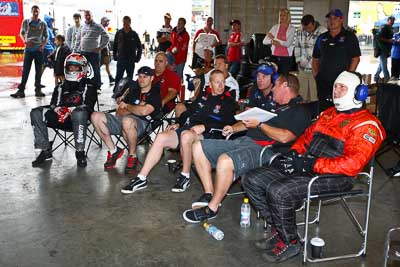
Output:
top-left (121, 117), bottom-right (138, 155)
top-left (179, 130), bottom-right (202, 174)
top-left (105, 63), bottom-right (112, 76)
top-left (91, 112), bottom-right (115, 150)
top-left (138, 130), bottom-right (179, 176)
top-left (208, 154), bottom-right (235, 212)
top-left (192, 141), bottom-right (214, 193)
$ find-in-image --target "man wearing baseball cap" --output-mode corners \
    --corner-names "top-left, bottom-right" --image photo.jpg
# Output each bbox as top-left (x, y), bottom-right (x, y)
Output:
top-left (100, 16), bottom-right (115, 85)
top-left (182, 73), bottom-right (311, 224)
top-left (156, 13), bottom-right (173, 52)
top-left (312, 8), bottom-right (361, 112)
top-left (91, 66), bottom-right (162, 174)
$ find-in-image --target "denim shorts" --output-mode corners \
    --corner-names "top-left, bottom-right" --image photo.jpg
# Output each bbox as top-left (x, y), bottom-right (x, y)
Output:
top-left (201, 136), bottom-right (276, 180)
top-left (105, 113), bottom-right (148, 136)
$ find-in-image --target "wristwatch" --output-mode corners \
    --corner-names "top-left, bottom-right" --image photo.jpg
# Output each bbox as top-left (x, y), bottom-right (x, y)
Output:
top-left (257, 122), bottom-right (263, 129)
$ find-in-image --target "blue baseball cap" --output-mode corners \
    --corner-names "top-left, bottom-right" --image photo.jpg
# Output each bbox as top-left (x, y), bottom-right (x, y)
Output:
top-left (256, 63), bottom-right (274, 76)
top-left (325, 9), bottom-right (343, 18)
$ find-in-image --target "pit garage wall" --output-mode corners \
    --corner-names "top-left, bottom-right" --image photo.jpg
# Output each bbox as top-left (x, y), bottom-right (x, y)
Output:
top-left (213, 0), bottom-right (350, 43)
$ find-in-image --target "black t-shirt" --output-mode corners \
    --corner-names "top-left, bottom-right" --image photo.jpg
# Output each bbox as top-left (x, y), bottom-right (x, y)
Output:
top-left (247, 84), bottom-right (275, 111)
top-left (246, 96), bottom-right (311, 147)
top-left (178, 90), bottom-right (236, 134)
top-left (313, 28), bottom-right (361, 82)
top-left (379, 24), bottom-right (394, 53)
top-left (123, 80), bottom-right (162, 121)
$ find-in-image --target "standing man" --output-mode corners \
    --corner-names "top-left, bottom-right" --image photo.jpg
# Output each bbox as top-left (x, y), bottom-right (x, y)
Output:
top-left (192, 17), bottom-right (221, 69)
top-left (312, 9), bottom-right (361, 111)
top-left (374, 16), bottom-right (395, 83)
top-left (66, 13), bottom-right (81, 51)
top-left (76, 10), bottom-right (109, 90)
top-left (156, 13), bottom-right (173, 52)
top-left (167, 17), bottom-right (190, 81)
top-left (227, 19), bottom-right (242, 78)
top-left (113, 16), bottom-right (142, 89)
top-left (294, 14), bottom-right (327, 102)
top-left (100, 17), bottom-right (115, 85)
top-left (11, 5), bottom-right (48, 98)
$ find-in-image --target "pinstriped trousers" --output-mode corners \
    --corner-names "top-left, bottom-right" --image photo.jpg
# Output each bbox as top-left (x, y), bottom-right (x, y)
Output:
top-left (242, 167), bottom-right (353, 243)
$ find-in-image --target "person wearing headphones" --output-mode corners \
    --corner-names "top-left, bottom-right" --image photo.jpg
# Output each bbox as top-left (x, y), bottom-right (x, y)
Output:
top-left (242, 71), bottom-right (385, 262)
top-left (183, 73), bottom-right (312, 223)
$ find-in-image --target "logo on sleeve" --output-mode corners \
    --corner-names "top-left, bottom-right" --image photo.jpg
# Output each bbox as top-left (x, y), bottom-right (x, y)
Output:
top-left (363, 133), bottom-right (376, 144)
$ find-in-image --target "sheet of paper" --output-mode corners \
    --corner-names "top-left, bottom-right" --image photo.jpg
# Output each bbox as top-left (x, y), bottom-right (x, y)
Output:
top-left (234, 107), bottom-right (277, 122)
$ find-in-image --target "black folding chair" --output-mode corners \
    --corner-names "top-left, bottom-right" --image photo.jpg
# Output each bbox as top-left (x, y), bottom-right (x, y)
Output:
top-left (375, 83), bottom-right (400, 172)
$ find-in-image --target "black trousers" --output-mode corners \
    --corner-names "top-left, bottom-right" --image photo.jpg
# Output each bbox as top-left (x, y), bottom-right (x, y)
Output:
top-left (391, 58), bottom-right (400, 78)
top-left (242, 167), bottom-right (353, 243)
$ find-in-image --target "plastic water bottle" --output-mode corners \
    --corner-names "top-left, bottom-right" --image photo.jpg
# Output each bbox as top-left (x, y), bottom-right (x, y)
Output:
top-left (203, 222), bottom-right (224, 240)
top-left (240, 197), bottom-right (251, 228)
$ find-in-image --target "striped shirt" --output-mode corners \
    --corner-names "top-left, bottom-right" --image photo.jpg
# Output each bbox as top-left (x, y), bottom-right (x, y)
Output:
top-left (294, 23), bottom-right (327, 69)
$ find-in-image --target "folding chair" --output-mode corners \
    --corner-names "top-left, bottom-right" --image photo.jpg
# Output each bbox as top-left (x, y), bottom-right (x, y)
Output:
top-left (375, 83), bottom-right (400, 172)
top-left (300, 159), bottom-right (375, 264)
top-left (383, 226), bottom-right (400, 266)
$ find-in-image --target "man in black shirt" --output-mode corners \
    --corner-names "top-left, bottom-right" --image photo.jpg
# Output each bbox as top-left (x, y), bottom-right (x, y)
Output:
top-left (312, 9), bottom-right (361, 111)
top-left (156, 13), bottom-right (172, 52)
top-left (91, 66), bottom-right (161, 174)
top-left (374, 15), bottom-right (395, 83)
top-left (182, 74), bottom-right (311, 223)
top-left (113, 16), bottom-right (142, 89)
top-left (121, 69), bottom-right (236, 194)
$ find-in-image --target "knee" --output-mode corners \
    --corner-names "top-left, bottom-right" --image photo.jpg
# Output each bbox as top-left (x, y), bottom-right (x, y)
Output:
top-left (216, 153), bottom-right (233, 170)
top-left (121, 117), bottom-right (136, 130)
top-left (180, 130), bottom-right (195, 144)
top-left (154, 131), bottom-right (172, 147)
top-left (72, 108), bottom-right (88, 121)
top-left (90, 111), bottom-right (102, 124)
top-left (30, 107), bottom-right (42, 119)
top-left (192, 140), bottom-right (204, 156)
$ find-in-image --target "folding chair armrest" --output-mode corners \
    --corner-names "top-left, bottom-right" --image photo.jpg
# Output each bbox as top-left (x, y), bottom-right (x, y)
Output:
top-left (226, 130), bottom-right (247, 140)
top-left (259, 145), bottom-right (272, 166)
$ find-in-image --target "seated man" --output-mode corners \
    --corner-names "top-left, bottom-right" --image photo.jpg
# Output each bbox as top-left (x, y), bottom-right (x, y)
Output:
top-left (152, 51), bottom-right (181, 114)
top-left (242, 71), bottom-right (385, 262)
top-left (175, 54), bottom-right (239, 117)
top-left (30, 53), bottom-right (97, 167)
top-left (91, 66), bottom-right (161, 174)
top-left (121, 69), bottom-right (236, 194)
top-left (183, 74), bottom-right (311, 223)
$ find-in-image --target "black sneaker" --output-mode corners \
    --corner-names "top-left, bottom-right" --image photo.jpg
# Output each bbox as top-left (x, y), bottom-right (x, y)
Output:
top-left (35, 89), bottom-right (45, 97)
top-left (182, 206), bottom-right (217, 223)
top-left (254, 228), bottom-right (279, 250)
top-left (32, 149), bottom-right (52, 167)
top-left (191, 193), bottom-right (213, 209)
top-left (104, 147), bottom-right (124, 170)
top-left (387, 162), bottom-right (400, 177)
top-left (125, 155), bottom-right (140, 174)
top-left (171, 173), bottom-right (191, 193)
top-left (10, 90), bottom-right (25, 98)
top-left (262, 238), bottom-right (301, 263)
top-left (121, 177), bottom-right (148, 194)
top-left (76, 151), bottom-right (87, 168)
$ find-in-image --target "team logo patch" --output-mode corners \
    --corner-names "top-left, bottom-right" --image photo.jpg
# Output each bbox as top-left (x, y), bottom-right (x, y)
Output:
top-left (213, 105), bottom-right (221, 114)
top-left (340, 119), bottom-right (351, 128)
top-left (368, 128), bottom-right (377, 137)
top-left (363, 133), bottom-right (376, 144)
top-left (339, 36), bottom-right (346, 42)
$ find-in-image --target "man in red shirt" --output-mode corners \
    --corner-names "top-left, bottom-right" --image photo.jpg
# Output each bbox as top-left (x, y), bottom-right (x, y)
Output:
top-left (192, 17), bottom-right (221, 68)
top-left (152, 52), bottom-right (181, 113)
top-left (167, 17), bottom-right (190, 81)
top-left (227, 19), bottom-right (242, 78)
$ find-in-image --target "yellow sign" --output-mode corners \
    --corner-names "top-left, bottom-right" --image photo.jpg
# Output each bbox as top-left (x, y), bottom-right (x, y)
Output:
top-left (0, 36), bottom-right (16, 44)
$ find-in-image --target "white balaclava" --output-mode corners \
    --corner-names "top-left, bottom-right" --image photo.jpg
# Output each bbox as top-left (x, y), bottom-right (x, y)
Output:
top-left (333, 71), bottom-right (363, 111)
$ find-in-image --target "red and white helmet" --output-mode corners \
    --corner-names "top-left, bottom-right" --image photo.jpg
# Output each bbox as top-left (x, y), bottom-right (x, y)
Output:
top-left (64, 53), bottom-right (90, 82)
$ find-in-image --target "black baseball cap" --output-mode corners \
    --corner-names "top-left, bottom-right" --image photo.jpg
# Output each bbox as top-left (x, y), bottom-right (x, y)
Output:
top-left (137, 66), bottom-right (154, 76)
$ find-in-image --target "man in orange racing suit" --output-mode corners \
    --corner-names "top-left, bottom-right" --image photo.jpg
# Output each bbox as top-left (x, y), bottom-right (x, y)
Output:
top-left (242, 70), bottom-right (385, 263)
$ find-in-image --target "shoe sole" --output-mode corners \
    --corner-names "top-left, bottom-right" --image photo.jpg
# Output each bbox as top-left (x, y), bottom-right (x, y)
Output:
top-left (191, 202), bottom-right (208, 209)
top-left (182, 208), bottom-right (217, 223)
top-left (120, 184), bottom-right (148, 194)
top-left (171, 182), bottom-right (191, 193)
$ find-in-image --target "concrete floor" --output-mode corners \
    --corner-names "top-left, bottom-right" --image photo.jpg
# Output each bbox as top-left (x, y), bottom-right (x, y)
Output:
top-left (0, 52), bottom-right (400, 267)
